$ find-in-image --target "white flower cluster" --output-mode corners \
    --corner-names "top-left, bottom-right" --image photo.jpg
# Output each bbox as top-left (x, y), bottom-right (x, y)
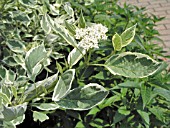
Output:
top-left (75, 24), bottom-right (108, 50)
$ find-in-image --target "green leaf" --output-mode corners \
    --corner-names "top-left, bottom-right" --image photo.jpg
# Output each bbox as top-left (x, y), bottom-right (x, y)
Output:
top-left (57, 83), bottom-right (109, 110)
top-left (25, 45), bottom-right (47, 81)
top-left (121, 24), bottom-right (137, 47)
top-left (64, 21), bottom-right (76, 35)
top-left (56, 62), bottom-right (63, 74)
top-left (87, 107), bottom-right (100, 116)
top-left (78, 10), bottom-right (86, 28)
top-left (13, 55), bottom-right (25, 66)
top-left (118, 80), bottom-right (141, 88)
top-left (24, 73), bottom-right (58, 102)
top-left (1, 86), bottom-right (12, 103)
top-left (149, 106), bottom-right (166, 122)
top-left (53, 23), bottom-right (77, 47)
top-left (94, 14), bottom-right (112, 24)
top-left (40, 0), bottom-right (50, 14)
top-left (90, 118), bottom-right (105, 128)
top-left (1, 103), bottom-right (27, 121)
top-left (98, 95), bottom-right (121, 109)
top-left (141, 85), bottom-right (153, 109)
top-left (12, 115), bottom-right (25, 126)
top-left (151, 62), bottom-right (168, 77)
top-left (66, 110), bottom-right (82, 120)
top-left (6, 40), bottom-right (26, 53)
top-left (64, 3), bottom-right (74, 17)
top-left (92, 71), bottom-right (109, 80)
top-left (16, 76), bottom-right (29, 85)
top-left (49, 4), bottom-right (60, 15)
top-left (0, 66), bottom-right (6, 79)
top-left (75, 121), bottom-right (85, 128)
top-left (0, 92), bottom-right (11, 105)
top-left (105, 52), bottom-right (161, 78)
top-left (52, 69), bottom-right (75, 101)
top-left (45, 14), bottom-right (77, 47)
top-left (2, 121), bottom-right (15, 128)
top-left (33, 103), bottom-right (59, 111)
top-left (51, 52), bottom-right (65, 60)
top-left (19, 0), bottom-right (37, 6)
top-left (33, 111), bottom-right (49, 122)
top-left (153, 88), bottom-right (170, 101)
top-left (118, 106), bottom-right (130, 116)
top-left (137, 110), bottom-right (150, 126)
top-left (13, 12), bottom-right (30, 23)
top-left (41, 15), bottom-right (51, 34)
top-left (4, 70), bottom-right (16, 85)
top-left (67, 46), bottom-right (86, 68)
top-left (43, 14), bottom-right (54, 27)
top-left (11, 86), bottom-right (17, 99)
top-left (112, 33), bottom-right (122, 51)
top-left (141, 84), bottom-right (152, 108)
top-left (2, 56), bottom-right (18, 67)
top-left (113, 111), bottom-right (127, 124)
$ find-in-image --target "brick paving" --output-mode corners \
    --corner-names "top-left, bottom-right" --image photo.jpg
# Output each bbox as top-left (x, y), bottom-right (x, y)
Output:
top-left (119, 0), bottom-right (170, 60)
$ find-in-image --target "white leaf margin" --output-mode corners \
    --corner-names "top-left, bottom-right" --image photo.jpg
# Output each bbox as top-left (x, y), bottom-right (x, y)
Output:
top-left (105, 52), bottom-right (161, 78)
top-left (52, 69), bottom-right (75, 101)
top-left (67, 46), bottom-right (86, 67)
top-left (57, 83), bottom-right (109, 111)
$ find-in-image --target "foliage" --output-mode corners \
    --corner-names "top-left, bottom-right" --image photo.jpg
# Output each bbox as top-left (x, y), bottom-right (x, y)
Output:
top-left (0, 0), bottom-right (169, 128)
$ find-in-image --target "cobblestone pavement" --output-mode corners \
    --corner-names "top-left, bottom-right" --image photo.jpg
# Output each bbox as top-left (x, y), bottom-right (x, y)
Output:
top-left (119, 0), bottom-right (170, 59)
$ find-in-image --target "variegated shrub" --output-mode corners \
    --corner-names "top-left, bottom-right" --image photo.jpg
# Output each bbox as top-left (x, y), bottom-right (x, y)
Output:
top-left (0, 0), bottom-right (168, 127)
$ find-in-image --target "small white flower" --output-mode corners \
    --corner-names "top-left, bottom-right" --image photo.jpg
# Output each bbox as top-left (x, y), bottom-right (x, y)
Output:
top-left (75, 23), bottom-right (108, 50)
top-left (75, 28), bottom-right (86, 39)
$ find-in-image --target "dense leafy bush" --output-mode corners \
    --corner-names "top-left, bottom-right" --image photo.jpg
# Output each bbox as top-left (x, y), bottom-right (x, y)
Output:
top-left (0, 0), bottom-right (169, 128)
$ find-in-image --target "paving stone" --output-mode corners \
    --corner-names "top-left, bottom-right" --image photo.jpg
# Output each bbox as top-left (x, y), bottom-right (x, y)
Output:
top-left (155, 24), bottom-right (166, 30)
top-left (159, 29), bottom-right (170, 35)
top-left (159, 35), bottom-right (170, 41)
top-left (165, 15), bottom-right (170, 18)
top-left (165, 24), bottom-right (170, 29)
top-left (156, 19), bottom-right (170, 25)
top-left (134, 2), bottom-right (150, 7)
top-left (160, 2), bottom-right (170, 7)
top-left (153, 11), bottom-right (167, 17)
top-left (154, 6), bottom-right (170, 11)
top-left (149, 0), bottom-right (167, 4)
top-left (165, 41), bottom-right (170, 47)
top-left (147, 4), bottom-right (161, 9)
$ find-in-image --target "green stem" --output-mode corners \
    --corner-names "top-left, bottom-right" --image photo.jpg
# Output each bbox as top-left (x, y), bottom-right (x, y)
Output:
top-left (124, 17), bottom-right (129, 31)
top-left (87, 49), bottom-right (92, 64)
top-left (79, 65), bottom-right (88, 80)
top-left (92, 50), bottom-right (116, 63)
top-left (88, 63), bottom-right (105, 67)
top-left (79, 49), bottom-right (92, 80)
